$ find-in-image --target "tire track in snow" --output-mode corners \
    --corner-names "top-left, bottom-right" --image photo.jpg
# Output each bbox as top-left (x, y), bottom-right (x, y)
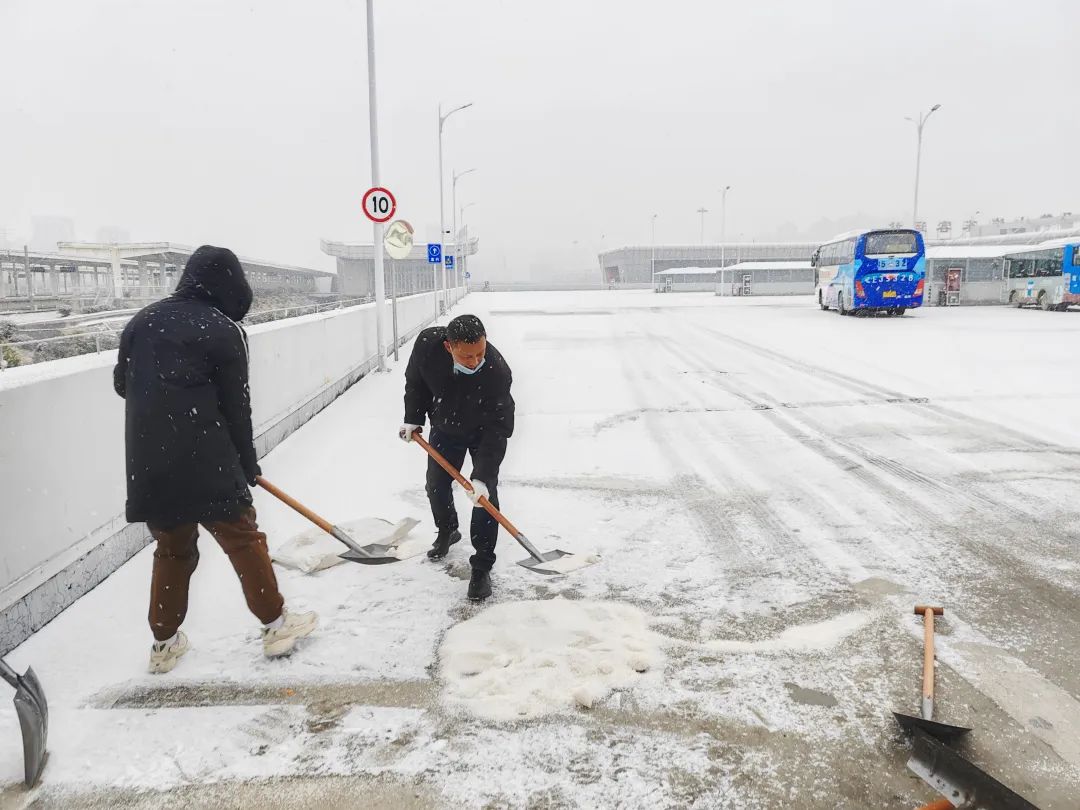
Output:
top-left (669, 314), bottom-right (1080, 701)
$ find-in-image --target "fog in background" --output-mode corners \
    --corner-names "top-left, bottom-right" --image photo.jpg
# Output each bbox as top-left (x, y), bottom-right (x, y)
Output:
top-left (1, 0), bottom-right (1077, 282)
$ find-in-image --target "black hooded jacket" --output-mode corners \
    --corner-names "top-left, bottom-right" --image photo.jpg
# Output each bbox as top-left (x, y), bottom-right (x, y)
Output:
top-left (113, 245), bottom-right (259, 527)
top-left (404, 327), bottom-right (514, 483)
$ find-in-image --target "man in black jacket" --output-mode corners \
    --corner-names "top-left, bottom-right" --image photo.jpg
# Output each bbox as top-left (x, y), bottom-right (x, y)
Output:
top-left (400, 314), bottom-right (514, 601)
top-left (114, 245), bottom-right (316, 673)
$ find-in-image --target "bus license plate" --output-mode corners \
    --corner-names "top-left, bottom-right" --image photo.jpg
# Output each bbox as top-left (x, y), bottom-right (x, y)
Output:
top-left (882, 291), bottom-right (897, 298)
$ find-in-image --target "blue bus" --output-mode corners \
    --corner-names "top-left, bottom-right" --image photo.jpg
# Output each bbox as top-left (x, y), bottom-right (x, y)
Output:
top-left (812, 229), bottom-right (926, 316)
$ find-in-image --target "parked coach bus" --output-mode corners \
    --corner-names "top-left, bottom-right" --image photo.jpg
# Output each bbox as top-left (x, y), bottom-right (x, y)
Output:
top-left (1002, 241), bottom-right (1080, 311)
top-left (812, 229), bottom-right (926, 316)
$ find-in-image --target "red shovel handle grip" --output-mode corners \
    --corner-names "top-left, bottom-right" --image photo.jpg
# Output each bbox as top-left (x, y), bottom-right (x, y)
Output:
top-left (412, 432), bottom-right (524, 539)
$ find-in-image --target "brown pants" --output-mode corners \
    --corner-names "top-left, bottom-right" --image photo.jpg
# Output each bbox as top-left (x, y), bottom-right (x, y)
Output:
top-left (147, 507), bottom-right (284, 641)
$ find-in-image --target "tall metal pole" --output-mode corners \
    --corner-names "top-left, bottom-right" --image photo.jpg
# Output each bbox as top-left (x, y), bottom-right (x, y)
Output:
top-left (366, 0), bottom-right (387, 371)
top-left (451, 168), bottom-right (477, 298)
top-left (436, 103), bottom-right (472, 317)
top-left (697, 207), bottom-right (708, 245)
top-left (24, 246), bottom-right (34, 310)
top-left (719, 185), bottom-right (731, 274)
top-left (437, 107), bottom-right (447, 317)
top-left (909, 104), bottom-right (941, 230)
top-left (460, 202), bottom-right (476, 289)
top-left (390, 259), bottom-right (399, 362)
top-left (650, 214), bottom-right (658, 291)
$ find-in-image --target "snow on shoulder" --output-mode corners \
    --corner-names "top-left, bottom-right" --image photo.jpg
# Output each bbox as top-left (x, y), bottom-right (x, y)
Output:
top-left (439, 598), bottom-right (663, 722)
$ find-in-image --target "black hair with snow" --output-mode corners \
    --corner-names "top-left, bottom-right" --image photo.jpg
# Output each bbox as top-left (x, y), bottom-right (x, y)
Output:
top-left (446, 314), bottom-right (486, 344)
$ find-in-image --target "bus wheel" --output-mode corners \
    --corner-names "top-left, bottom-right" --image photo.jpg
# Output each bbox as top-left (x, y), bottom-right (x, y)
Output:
top-left (819, 291), bottom-right (829, 311)
top-left (1009, 291), bottom-right (1023, 308)
top-left (837, 293), bottom-right (848, 316)
top-left (1039, 292), bottom-right (1053, 311)
top-left (894, 308), bottom-right (906, 317)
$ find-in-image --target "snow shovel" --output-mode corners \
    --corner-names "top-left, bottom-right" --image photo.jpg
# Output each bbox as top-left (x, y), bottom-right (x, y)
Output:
top-left (412, 433), bottom-right (588, 576)
top-left (893, 606), bottom-right (971, 740)
top-left (907, 728), bottom-right (1039, 809)
top-left (256, 476), bottom-right (400, 565)
top-left (0, 657), bottom-right (47, 787)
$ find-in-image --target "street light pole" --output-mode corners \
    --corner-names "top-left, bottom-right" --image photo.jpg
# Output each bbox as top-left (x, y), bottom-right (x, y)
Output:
top-left (437, 101), bottom-right (473, 319)
top-left (460, 201), bottom-right (476, 286)
top-left (365, 0), bottom-right (387, 371)
top-left (452, 167), bottom-right (477, 298)
top-left (697, 207), bottom-right (708, 245)
top-left (651, 213), bottom-right (658, 291)
top-left (719, 185), bottom-right (731, 272)
top-left (907, 104), bottom-right (941, 230)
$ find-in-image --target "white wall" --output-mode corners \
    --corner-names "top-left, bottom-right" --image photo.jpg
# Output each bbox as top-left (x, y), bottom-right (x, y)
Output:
top-left (0, 289), bottom-right (463, 651)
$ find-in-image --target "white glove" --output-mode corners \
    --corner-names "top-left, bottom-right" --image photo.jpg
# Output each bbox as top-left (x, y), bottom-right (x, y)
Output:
top-left (466, 479), bottom-right (489, 505)
top-left (399, 423), bottom-right (421, 443)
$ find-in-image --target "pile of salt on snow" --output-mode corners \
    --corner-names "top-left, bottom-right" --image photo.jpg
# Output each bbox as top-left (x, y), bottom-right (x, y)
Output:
top-left (272, 517), bottom-right (420, 573)
top-left (439, 598), bottom-right (663, 722)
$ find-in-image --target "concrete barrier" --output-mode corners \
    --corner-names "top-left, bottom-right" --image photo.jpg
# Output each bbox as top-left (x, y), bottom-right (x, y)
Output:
top-left (0, 288), bottom-right (464, 653)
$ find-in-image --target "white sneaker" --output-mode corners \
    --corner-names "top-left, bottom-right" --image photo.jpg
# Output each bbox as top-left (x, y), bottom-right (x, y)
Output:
top-left (148, 631), bottom-right (189, 674)
top-left (262, 609), bottom-right (318, 658)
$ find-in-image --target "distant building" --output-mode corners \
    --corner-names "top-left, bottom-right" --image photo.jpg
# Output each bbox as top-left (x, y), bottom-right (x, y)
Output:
top-left (95, 226), bottom-right (132, 244)
top-left (30, 216), bottom-right (76, 252)
top-left (969, 213), bottom-right (1078, 238)
top-left (599, 243), bottom-right (816, 287)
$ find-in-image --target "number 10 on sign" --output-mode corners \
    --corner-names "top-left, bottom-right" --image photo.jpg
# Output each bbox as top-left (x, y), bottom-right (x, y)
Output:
top-left (362, 187), bottom-right (397, 223)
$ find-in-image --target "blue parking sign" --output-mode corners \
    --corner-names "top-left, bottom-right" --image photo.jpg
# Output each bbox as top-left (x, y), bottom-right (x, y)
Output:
top-left (427, 243), bottom-right (442, 264)
top-left (445, 255), bottom-right (455, 269)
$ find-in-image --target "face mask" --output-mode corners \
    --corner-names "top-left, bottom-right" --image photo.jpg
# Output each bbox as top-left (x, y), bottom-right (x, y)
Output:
top-left (453, 358), bottom-right (485, 375)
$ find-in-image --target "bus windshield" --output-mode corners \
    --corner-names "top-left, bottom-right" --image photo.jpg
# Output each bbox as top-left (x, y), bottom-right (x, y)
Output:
top-left (864, 232), bottom-right (918, 256)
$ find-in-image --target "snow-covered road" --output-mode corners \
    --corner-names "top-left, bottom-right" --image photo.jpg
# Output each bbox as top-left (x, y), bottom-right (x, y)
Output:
top-left (3, 292), bottom-right (1079, 808)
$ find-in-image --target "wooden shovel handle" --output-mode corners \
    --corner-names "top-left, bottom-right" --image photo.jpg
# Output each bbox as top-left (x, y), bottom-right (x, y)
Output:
top-left (255, 475), bottom-right (334, 535)
top-left (412, 432), bottom-right (524, 539)
top-left (918, 606), bottom-right (943, 702)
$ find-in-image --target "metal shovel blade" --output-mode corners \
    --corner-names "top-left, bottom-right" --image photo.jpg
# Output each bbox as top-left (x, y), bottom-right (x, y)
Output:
top-left (516, 549), bottom-right (578, 576)
top-left (10, 666), bottom-right (48, 787)
top-left (907, 729), bottom-right (1039, 810)
top-left (328, 525), bottom-right (401, 565)
top-left (338, 544), bottom-right (401, 565)
top-left (893, 710), bottom-right (971, 741)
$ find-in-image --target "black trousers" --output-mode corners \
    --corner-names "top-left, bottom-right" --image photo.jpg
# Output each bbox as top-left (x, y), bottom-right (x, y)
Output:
top-left (426, 428), bottom-right (500, 571)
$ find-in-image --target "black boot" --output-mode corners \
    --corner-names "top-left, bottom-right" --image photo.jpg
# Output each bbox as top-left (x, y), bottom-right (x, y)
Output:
top-left (467, 569), bottom-right (492, 601)
top-left (427, 529), bottom-right (461, 560)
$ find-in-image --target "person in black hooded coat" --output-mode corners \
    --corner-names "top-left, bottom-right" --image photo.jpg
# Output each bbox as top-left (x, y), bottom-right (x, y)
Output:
top-left (114, 245), bottom-right (316, 673)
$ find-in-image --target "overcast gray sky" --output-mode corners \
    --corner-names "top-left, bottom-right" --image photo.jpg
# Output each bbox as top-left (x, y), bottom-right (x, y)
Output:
top-left (2, 0), bottom-right (1077, 279)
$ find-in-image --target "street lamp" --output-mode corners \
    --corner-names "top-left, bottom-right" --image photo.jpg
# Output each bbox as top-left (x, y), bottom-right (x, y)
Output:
top-left (697, 207), bottom-right (709, 245)
top-left (364, 0), bottom-right (387, 371)
top-left (906, 104), bottom-right (942, 230)
top-left (452, 167), bottom-right (477, 293)
top-left (718, 185), bottom-right (732, 272)
top-left (437, 101), bottom-right (473, 316)
top-left (651, 213), bottom-right (659, 291)
top-left (459, 201), bottom-right (477, 286)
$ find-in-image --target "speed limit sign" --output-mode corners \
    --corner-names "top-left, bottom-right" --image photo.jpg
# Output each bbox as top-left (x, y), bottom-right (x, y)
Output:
top-left (362, 187), bottom-right (396, 223)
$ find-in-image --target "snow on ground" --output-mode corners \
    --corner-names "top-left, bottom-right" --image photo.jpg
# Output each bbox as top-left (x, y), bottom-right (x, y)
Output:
top-left (2, 292), bottom-right (1080, 808)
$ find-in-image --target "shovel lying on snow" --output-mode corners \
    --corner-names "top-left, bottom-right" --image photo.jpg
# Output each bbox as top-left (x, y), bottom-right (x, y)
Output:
top-left (893, 606), bottom-right (971, 740)
top-left (256, 476), bottom-right (400, 565)
top-left (412, 433), bottom-right (594, 576)
top-left (0, 657), bottom-right (47, 787)
top-left (895, 606), bottom-right (1039, 810)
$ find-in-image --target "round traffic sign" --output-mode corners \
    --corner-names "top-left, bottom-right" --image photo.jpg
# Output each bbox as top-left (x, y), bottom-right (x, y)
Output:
top-left (362, 187), bottom-right (397, 223)
top-left (383, 219), bottom-right (414, 259)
